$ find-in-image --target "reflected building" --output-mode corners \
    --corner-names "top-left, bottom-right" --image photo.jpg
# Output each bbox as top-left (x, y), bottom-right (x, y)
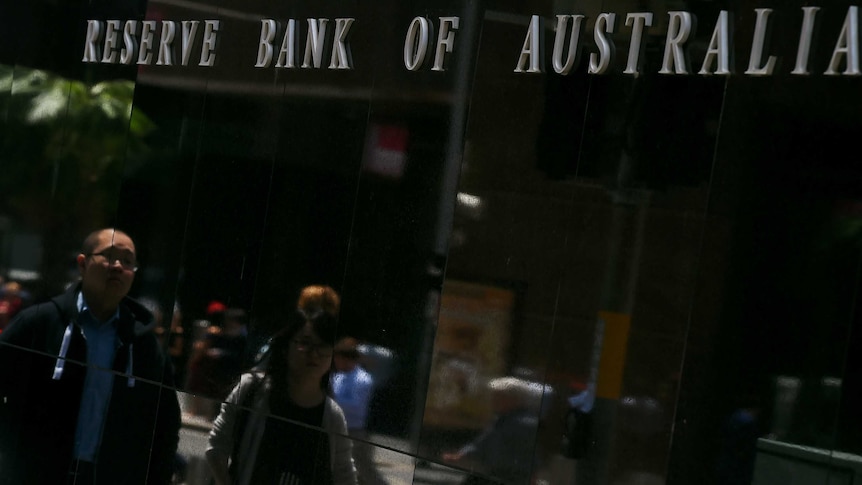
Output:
top-left (1, 0), bottom-right (862, 484)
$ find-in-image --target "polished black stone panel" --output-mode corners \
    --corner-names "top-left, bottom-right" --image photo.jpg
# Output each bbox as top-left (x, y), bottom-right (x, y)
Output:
top-left (1, 0), bottom-right (861, 483)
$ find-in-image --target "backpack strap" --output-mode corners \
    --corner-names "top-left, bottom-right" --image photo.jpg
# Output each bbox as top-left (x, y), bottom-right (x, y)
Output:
top-left (230, 374), bottom-right (265, 475)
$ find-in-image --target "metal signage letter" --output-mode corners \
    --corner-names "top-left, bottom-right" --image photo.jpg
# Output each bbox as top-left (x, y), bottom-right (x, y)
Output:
top-left (589, 13), bottom-right (616, 74)
top-left (121, 21), bottom-right (139, 65)
top-left (82, 20), bottom-right (103, 63)
top-left (276, 20), bottom-right (297, 68)
top-left (699, 10), bottom-right (731, 75)
top-left (256, 19), bottom-right (277, 68)
top-left (624, 13), bottom-right (653, 75)
top-left (199, 20), bottom-right (219, 67)
top-left (659, 11), bottom-right (694, 75)
top-left (138, 20), bottom-right (157, 65)
top-left (514, 15), bottom-right (542, 73)
top-left (302, 19), bottom-right (328, 68)
top-left (825, 5), bottom-right (860, 76)
top-left (432, 16), bottom-right (459, 71)
top-left (404, 17), bottom-right (431, 71)
top-left (156, 21), bottom-right (177, 66)
top-left (792, 7), bottom-right (820, 75)
top-left (745, 9), bottom-right (777, 76)
top-left (552, 15), bottom-right (584, 75)
top-left (179, 21), bottom-right (199, 66)
top-left (329, 18), bottom-right (354, 69)
top-left (101, 20), bottom-right (121, 63)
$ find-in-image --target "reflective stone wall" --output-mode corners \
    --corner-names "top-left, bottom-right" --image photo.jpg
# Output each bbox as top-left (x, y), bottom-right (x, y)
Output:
top-left (1, 0), bottom-right (861, 484)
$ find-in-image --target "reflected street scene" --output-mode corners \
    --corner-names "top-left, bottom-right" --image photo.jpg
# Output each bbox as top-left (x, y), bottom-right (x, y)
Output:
top-left (2, 0), bottom-right (862, 484)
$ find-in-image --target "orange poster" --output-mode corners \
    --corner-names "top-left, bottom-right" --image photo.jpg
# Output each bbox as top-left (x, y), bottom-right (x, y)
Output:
top-left (423, 280), bottom-right (517, 429)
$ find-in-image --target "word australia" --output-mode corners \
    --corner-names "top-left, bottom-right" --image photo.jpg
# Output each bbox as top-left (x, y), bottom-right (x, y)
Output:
top-left (518, 6), bottom-right (862, 76)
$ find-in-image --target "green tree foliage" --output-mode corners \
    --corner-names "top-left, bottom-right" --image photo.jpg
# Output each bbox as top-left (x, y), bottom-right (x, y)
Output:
top-left (0, 64), bottom-right (155, 291)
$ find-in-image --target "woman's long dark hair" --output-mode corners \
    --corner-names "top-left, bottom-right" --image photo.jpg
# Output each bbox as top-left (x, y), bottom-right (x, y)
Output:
top-left (265, 309), bottom-right (338, 393)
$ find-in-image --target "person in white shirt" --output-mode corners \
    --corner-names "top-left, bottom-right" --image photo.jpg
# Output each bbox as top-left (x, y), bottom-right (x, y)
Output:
top-left (332, 337), bottom-right (388, 485)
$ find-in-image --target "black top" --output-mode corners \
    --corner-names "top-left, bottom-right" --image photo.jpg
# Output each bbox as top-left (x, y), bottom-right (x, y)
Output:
top-left (0, 283), bottom-right (180, 485)
top-left (251, 386), bottom-right (333, 485)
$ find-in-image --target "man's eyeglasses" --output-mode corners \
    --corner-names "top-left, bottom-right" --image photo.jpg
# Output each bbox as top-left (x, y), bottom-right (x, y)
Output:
top-left (88, 250), bottom-right (138, 272)
top-left (292, 339), bottom-right (333, 358)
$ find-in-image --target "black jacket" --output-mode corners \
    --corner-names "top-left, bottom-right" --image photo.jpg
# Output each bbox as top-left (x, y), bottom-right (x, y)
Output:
top-left (0, 284), bottom-right (180, 484)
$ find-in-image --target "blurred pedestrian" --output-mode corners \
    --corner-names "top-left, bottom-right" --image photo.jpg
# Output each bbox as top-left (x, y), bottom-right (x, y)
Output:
top-left (298, 284), bottom-right (341, 317)
top-left (333, 337), bottom-right (387, 485)
top-left (186, 301), bottom-right (249, 419)
top-left (207, 309), bottom-right (357, 485)
top-left (0, 281), bottom-right (25, 333)
top-left (443, 377), bottom-right (540, 485)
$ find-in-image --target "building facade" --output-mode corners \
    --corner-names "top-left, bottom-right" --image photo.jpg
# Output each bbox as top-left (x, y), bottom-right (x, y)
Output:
top-left (1, 0), bottom-right (861, 483)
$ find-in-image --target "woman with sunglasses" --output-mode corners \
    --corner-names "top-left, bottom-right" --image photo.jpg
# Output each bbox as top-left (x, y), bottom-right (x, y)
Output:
top-left (206, 309), bottom-right (357, 485)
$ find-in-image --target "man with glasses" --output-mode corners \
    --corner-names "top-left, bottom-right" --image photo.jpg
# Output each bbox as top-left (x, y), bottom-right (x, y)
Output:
top-left (0, 228), bottom-right (180, 484)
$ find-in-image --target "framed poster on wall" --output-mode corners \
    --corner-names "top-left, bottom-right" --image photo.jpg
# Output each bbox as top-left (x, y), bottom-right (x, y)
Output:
top-left (423, 279), bottom-right (519, 430)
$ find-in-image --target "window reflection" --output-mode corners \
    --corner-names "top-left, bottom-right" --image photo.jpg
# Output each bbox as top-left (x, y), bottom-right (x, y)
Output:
top-left (440, 376), bottom-right (541, 484)
top-left (0, 0), bottom-right (861, 484)
top-left (0, 63), bottom-right (152, 297)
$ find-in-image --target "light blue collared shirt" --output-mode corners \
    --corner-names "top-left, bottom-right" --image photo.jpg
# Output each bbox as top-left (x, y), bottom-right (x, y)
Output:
top-left (73, 292), bottom-right (119, 462)
top-left (331, 366), bottom-right (374, 430)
